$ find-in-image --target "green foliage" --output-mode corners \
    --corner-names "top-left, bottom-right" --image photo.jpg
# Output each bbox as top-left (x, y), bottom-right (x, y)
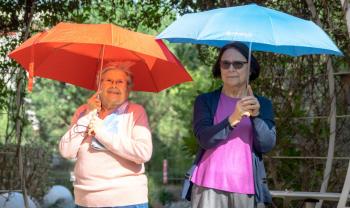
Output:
top-left (147, 176), bottom-right (160, 208)
top-left (0, 34), bottom-right (24, 144)
top-left (148, 176), bottom-right (178, 207)
top-left (64, 0), bottom-right (174, 32)
top-left (158, 188), bottom-right (175, 205)
top-left (0, 144), bottom-right (52, 200)
top-left (25, 79), bottom-right (91, 148)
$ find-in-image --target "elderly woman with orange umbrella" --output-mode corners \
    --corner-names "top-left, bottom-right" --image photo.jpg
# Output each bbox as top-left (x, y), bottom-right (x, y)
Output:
top-left (9, 22), bottom-right (192, 208)
top-left (59, 62), bottom-right (152, 208)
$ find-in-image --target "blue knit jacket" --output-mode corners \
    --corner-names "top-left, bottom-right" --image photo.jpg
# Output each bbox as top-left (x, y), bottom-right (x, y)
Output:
top-left (192, 87), bottom-right (276, 204)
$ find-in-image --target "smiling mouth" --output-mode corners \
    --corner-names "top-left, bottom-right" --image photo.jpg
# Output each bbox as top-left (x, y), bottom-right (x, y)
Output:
top-left (107, 90), bottom-right (120, 95)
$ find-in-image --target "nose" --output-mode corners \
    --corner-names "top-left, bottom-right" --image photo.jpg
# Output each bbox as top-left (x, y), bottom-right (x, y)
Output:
top-left (226, 66), bottom-right (238, 72)
top-left (110, 81), bottom-right (119, 88)
top-left (227, 65), bottom-right (236, 71)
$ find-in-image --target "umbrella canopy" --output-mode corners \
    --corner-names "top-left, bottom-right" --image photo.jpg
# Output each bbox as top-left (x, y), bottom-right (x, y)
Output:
top-left (157, 4), bottom-right (342, 56)
top-left (9, 22), bottom-right (192, 92)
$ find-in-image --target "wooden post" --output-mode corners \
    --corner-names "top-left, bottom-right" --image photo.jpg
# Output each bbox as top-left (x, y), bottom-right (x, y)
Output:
top-left (305, 1), bottom-right (337, 207)
top-left (337, 160), bottom-right (350, 208)
top-left (163, 159), bottom-right (168, 184)
top-left (340, 0), bottom-right (350, 38)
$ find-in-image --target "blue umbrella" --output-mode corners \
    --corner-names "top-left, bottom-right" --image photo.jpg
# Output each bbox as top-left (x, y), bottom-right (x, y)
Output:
top-left (157, 4), bottom-right (342, 56)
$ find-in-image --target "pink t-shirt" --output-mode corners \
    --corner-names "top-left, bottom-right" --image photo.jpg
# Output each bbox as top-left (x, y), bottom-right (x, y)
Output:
top-left (191, 93), bottom-right (255, 194)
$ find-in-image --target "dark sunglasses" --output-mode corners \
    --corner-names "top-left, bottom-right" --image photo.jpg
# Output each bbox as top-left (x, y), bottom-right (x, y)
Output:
top-left (220, 60), bottom-right (248, 70)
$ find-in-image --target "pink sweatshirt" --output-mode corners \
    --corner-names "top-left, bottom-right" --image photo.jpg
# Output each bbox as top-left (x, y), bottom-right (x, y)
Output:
top-left (59, 102), bottom-right (152, 207)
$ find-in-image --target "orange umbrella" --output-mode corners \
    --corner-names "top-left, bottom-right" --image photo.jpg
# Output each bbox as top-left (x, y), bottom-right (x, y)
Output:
top-left (8, 22), bottom-right (192, 92)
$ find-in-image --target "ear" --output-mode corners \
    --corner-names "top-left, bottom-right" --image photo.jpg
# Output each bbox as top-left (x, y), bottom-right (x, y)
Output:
top-left (127, 83), bottom-right (133, 92)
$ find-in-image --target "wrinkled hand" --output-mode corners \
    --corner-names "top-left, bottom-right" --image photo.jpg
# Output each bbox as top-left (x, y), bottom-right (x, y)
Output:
top-left (86, 91), bottom-right (102, 113)
top-left (87, 109), bottom-right (102, 136)
top-left (229, 85), bottom-right (260, 126)
top-left (240, 85), bottom-right (260, 117)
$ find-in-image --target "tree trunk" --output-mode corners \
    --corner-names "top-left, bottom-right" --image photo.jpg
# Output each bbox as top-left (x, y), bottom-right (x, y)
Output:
top-left (305, 1), bottom-right (337, 208)
top-left (15, 1), bottom-right (35, 207)
top-left (340, 0), bottom-right (350, 38)
top-left (337, 1), bottom-right (350, 207)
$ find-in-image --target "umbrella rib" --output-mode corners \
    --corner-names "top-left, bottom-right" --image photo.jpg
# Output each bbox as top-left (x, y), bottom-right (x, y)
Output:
top-left (196, 10), bottom-right (221, 42)
top-left (262, 7), bottom-right (278, 46)
top-left (130, 51), bottom-right (160, 92)
top-left (97, 44), bottom-right (106, 90)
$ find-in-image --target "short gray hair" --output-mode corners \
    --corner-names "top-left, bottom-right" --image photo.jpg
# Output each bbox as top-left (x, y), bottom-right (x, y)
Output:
top-left (96, 62), bottom-right (134, 89)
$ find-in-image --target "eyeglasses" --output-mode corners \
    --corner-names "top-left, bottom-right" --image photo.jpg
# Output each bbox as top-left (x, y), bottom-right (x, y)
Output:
top-left (220, 60), bottom-right (248, 70)
top-left (102, 79), bottom-right (127, 86)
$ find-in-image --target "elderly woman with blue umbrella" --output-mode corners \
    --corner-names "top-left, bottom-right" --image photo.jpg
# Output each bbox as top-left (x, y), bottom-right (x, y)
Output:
top-left (157, 3), bottom-right (342, 208)
top-left (188, 42), bottom-right (276, 208)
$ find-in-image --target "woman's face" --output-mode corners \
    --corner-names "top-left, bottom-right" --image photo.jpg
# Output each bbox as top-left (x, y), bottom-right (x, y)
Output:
top-left (220, 48), bottom-right (249, 88)
top-left (100, 69), bottom-right (130, 108)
